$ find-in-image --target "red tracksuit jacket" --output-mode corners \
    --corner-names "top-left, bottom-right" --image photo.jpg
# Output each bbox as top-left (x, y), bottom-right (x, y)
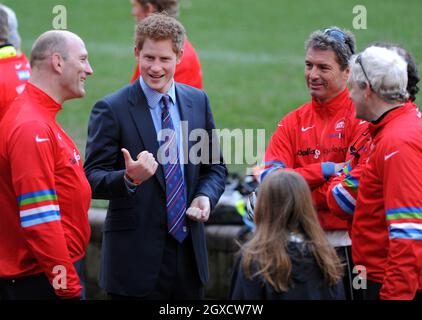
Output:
top-left (0, 52), bottom-right (30, 121)
top-left (262, 88), bottom-right (367, 230)
top-left (0, 83), bottom-right (91, 299)
top-left (313, 125), bottom-right (371, 226)
top-left (352, 103), bottom-right (422, 299)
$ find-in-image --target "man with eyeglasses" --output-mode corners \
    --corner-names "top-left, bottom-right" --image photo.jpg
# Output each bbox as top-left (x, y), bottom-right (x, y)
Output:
top-left (345, 46), bottom-right (422, 300)
top-left (322, 44), bottom-right (421, 300)
top-left (325, 43), bottom-right (420, 224)
top-left (261, 27), bottom-right (367, 300)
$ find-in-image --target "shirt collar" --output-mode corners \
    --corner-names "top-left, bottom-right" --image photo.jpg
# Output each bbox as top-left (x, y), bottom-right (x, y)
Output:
top-left (371, 106), bottom-right (402, 124)
top-left (139, 77), bottom-right (176, 109)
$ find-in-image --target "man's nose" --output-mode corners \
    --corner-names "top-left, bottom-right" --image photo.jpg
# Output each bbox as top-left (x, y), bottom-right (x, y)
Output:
top-left (309, 66), bottom-right (319, 79)
top-left (86, 60), bottom-right (94, 75)
top-left (150, 62), bottom-right (162, 72)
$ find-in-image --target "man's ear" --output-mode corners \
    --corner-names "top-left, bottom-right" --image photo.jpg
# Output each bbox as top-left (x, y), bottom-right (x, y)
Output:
top-left (134, 46), bottom-right (140, 60)
top-left (343, 66), bottom-right (351, 82)
top-left (176, 49), bottom-right (184, 64)
top-left (51, 53), bottom-right (63, 74)
top-left (364, 82), bottom-right (372, 100)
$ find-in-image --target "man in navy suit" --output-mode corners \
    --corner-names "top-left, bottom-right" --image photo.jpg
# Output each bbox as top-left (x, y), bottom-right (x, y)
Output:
top-left (84, 13), bottom-right (227, 299)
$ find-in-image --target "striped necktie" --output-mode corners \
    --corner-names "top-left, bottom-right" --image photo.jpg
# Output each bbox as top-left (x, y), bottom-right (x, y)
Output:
top-left (160, 95), bottom-right (188, 243)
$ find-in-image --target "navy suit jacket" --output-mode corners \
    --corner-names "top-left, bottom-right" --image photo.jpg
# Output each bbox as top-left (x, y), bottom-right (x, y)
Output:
top-left (84, 81), bottom-right (227, 296)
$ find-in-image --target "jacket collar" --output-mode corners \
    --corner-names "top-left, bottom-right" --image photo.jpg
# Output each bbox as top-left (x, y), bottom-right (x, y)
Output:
top-left (311, 87), bottom-right (351, 114)
top-left (368, 100), bottom-right (418, 137)
top-left (23, 82), bottom-right (62, 118)
top-left (0, 44), bottom-right (16, 59)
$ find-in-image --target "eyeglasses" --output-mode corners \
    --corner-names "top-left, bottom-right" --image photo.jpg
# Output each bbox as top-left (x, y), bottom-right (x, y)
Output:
top-left (323, 28), bottom-right (354, 54)
top-left (355, 54), bottom-right (374, 90)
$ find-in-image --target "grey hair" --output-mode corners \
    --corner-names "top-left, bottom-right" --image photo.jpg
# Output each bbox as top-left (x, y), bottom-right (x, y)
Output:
top-left (305, 26), bottom-right (356, 70)
top-left (371, 42), bottom-right (419, 102)
top-left (0, 4), bottom-right (21, 50)
top-left (350, 46), bottom-right (409, 103)
top-left (0, 7), bottom-right (8, 42)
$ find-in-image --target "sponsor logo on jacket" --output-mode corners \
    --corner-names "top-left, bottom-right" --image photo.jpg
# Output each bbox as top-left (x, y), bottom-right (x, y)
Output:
top-left (297, 146), bottom-right (348, 158)
top-left (335, 119), bottom-right (345, 131)
top-left (17, 70), bottom-right (30, 81)
top-left (328, 133), bottom-right (345, 139)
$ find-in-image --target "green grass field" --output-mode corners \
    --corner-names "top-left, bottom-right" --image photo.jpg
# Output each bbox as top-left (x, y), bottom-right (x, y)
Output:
top-left (4, 0), bottom-right (422, 175)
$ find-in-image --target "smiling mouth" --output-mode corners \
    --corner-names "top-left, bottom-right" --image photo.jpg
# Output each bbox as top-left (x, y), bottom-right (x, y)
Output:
top-left (149, 74), bottom-right (164, 79)
top-left (309, 83), bottom-right (324, 89)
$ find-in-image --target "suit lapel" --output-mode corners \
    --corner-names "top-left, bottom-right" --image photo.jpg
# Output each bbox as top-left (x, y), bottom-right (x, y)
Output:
top-left (175, 84), bottom-right (195, 199)
top-left (127, 83), bottom-right (166, 191)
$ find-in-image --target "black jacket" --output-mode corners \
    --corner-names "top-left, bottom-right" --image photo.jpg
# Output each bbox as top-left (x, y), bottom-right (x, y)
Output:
top-left (230, 239), bottom-right (345, 300)
top-left (84, 81), bottom-right (227, 296)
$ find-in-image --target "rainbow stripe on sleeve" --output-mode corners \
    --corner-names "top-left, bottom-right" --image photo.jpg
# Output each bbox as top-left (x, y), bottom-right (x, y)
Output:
top-left (260, 160), bottom-right (286, 182)
top-left (387, 207), bottom-right (422, 240)
top-left (17, 189), bottom-right (61, 228)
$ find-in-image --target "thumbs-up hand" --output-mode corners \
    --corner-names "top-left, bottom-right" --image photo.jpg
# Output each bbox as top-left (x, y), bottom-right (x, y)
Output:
top-left (121, 148), bottom-right (158, 185)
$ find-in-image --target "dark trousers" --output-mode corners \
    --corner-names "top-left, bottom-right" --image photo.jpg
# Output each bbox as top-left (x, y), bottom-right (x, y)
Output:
top-left (74, 258), bottom-right (87, 299)
top-left (109, 233), bottom-right (203, 300)
top-left (355, 279), bottom-right (381, 300)
top-left (0, 258), bottom-right (86, 300)
top-left (355, 279), bottom-right (422, 300)
top-left (335, 245), bottom-right (356, 300)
